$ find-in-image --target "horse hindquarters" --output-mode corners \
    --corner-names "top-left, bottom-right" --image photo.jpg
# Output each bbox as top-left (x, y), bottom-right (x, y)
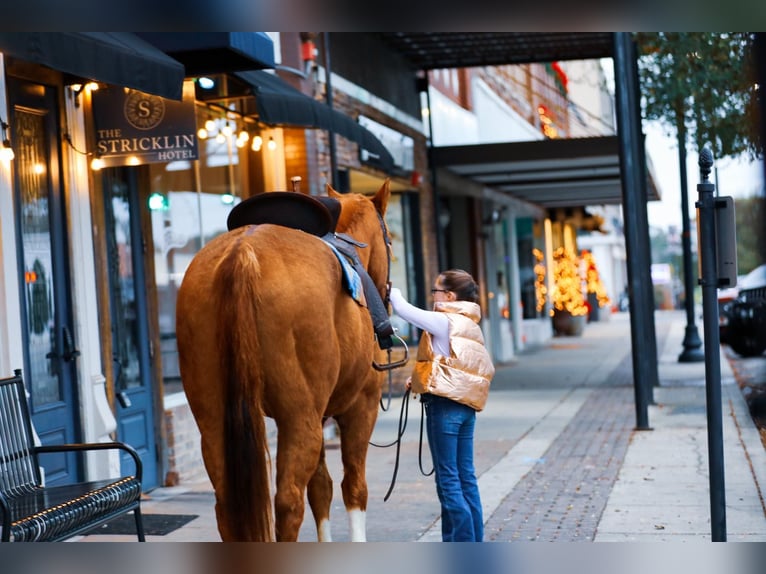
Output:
top-left (178, 236), bottom-right (274, 541)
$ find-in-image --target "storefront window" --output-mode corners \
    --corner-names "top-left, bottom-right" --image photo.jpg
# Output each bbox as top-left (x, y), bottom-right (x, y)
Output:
top-left (387, 193), bottom-right (415, 344)
top-left (517, 217), bottom-right (543, 319)
top-left (152, 109), bottom-right (245, 395)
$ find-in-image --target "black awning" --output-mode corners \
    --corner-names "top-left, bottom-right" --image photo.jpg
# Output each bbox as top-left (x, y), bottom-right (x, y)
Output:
top-left (235, 70), bottom-right (394, 173)
top-left (0, 33), bottom-right (185, 100)
top-left (135, 33), bottom-right (275, 76)
top-left (431, 136), bottom-right (661, 208)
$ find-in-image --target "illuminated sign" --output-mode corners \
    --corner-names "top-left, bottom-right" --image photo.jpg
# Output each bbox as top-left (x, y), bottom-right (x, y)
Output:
top-left (92, 81), bottom-right (198, 167)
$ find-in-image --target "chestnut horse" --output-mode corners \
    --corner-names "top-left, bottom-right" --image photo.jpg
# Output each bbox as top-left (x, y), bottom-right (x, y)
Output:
top-left (176, 181), bottom-right (392, 541)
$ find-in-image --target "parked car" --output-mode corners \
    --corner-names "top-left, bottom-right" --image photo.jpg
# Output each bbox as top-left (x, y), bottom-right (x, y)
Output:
top-left (717, 281), bottom-right (742, 343)
top-left (722, 264), bottom-right (766, 357)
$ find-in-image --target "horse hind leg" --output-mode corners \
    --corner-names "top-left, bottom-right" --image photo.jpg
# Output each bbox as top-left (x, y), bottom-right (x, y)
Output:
top-left (307, 437), bottom-right (334, 542)
top-left (273, 419), bottom-right (325, 541)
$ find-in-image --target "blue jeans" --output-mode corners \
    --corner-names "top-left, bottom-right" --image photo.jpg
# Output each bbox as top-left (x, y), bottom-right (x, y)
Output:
top-left (423, 394), bottom-right (483, 542)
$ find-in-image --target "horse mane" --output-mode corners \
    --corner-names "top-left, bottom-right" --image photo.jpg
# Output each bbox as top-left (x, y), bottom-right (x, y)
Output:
top-left (327, 183), bottom-right (391, 299)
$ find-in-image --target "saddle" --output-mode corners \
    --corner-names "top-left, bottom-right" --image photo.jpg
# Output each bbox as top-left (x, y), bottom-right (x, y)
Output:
top-left (226, 191), bottom-right (341, 236)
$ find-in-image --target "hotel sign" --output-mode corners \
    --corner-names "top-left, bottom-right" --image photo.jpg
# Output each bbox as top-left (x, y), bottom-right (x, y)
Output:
top-left (91, 80), bottom-right (198, 167)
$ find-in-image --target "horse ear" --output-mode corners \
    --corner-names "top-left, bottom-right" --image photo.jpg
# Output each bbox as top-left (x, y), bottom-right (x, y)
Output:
top-left (326, 183), bottom-right (342, 198)
top-left (372, 179), bottom-right (391, 216)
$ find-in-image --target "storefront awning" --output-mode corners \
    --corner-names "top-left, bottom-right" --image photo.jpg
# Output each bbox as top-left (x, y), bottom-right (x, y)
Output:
top-left (136, 33), bottom-right (275, 75)
top-left (431, 136), bottom-right (661, 209)
top-left (0, 33), bottom-right (185, 100)
top-left (234, 70), bottom-right (395, 173)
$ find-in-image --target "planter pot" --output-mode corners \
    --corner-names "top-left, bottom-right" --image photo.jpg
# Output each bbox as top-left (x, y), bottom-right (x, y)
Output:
top-left (552, 310), bottom-right (586, 336)
top-left (587, 293), bottom-right (600, 322)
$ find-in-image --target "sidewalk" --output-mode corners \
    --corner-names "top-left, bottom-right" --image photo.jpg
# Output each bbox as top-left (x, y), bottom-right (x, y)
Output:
top-left (75, 310), bottom-right (766, 542)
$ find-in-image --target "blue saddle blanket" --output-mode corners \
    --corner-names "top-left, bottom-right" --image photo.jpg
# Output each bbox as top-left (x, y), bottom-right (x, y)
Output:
top-left (324, 241), bottom-right (365, 306)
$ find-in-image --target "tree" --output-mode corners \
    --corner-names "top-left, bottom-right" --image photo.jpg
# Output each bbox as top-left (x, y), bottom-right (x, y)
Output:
top-left (635, 33), bottom-right (761, 161)
top-left (635, 33), bottom-right (760, 363)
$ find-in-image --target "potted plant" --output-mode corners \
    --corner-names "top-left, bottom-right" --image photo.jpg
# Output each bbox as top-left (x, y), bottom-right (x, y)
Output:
top-left (550, 247), bottom-right (588, 336)
top-left (581, 250), bottom-right (611, 322)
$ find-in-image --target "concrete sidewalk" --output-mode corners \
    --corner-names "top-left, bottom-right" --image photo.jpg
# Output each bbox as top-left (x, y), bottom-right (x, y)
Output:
top-left (75, 310), bottom-right (766, 542)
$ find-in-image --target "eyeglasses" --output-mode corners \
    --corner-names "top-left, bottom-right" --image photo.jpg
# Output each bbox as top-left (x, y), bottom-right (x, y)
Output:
top-left (431, 288), bottom-right (449, 294)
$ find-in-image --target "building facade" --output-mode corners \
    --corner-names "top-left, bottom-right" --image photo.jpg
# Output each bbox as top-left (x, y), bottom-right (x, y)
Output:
top-left (0, 33), bottom-right (630, 489)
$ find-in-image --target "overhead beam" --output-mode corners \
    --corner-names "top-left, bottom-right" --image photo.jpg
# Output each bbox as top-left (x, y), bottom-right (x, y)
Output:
top-left (436, 168), bottom-right (545, 218)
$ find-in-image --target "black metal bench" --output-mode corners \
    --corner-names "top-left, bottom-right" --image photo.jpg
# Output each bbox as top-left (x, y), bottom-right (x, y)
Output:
top-left (0, 369), bottom-right (145, 542)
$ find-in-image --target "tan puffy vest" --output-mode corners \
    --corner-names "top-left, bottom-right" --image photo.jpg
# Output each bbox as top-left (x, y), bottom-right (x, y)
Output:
top-left (410, 300), bottom-right (495, 411)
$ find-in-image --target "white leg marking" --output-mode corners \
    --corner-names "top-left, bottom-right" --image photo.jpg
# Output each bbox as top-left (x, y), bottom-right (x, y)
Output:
top-left (317, 519), bottom-right (332, 542)
top-left (348, 509), bottom-right (366, 542)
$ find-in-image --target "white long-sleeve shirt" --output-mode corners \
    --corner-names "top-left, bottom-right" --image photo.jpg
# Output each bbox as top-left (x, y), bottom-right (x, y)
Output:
top-left (389, 287), bottom-right (450, 357)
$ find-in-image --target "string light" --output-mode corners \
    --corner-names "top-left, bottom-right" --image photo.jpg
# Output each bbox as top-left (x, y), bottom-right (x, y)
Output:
top-left (251, 135), bottom-right (263, 152)
top-left (267, 137), bottom-right (276, 151)
top-left (90, 156), bottom-right (105, 171)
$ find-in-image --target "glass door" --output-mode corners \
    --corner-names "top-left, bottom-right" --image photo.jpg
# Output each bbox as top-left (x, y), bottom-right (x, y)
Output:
top-left (10, 77), bottom-right (82, 484)
top-left (102, 166), bottom-right (159, 488)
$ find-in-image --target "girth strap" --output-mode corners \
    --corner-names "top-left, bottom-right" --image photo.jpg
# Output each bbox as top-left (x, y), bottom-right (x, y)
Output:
top-left (322, 233), bottom-right (395, 350)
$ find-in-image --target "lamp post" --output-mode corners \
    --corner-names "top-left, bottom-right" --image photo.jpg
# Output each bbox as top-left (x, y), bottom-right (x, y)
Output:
top-left (676, 111), bottom-right (704, 363)
top-left (696, 147), bottom-right (727, 541)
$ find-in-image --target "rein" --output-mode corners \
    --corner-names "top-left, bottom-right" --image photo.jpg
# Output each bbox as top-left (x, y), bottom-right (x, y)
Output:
top-left (369, 390), bottom-right (434, 502)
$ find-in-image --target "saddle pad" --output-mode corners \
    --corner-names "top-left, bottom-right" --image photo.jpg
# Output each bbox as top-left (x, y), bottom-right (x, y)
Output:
top-left (324, 241), bottom-right (365, 306)
top-left (226, 191), bottom-right (335, 236)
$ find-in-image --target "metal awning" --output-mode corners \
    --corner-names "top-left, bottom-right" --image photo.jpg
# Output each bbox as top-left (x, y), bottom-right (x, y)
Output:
top-left (0, 32), bottom-right (185, 100)
top-left (233, 70), bottom-right (395, 173)
top-left (377, 32), bottom-right (615, 69)
top-left (136, 33), bottom-right (275, 75)
top-left (373, 33), bottom-right (662, 209)
top-left (431, 136), bottom-right (660, 209)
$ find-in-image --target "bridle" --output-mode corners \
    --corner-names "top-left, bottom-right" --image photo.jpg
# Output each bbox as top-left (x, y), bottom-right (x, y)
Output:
top-left (367, 211), bottom-right (432, 502)
top-left (371, 211), bottom-right (409, 411)
top-left (367, 211), bottom-right (408, 369)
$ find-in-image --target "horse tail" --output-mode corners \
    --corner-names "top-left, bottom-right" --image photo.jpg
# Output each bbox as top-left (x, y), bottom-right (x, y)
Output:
top-left (213, 236), bottom-right (273, 541)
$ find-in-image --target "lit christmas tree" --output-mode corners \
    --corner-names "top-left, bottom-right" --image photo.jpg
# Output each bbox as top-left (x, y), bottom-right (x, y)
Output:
top-left (550, 247), bottom-right (588, 316)
top-left (581, 250), bottom-right (611, 309)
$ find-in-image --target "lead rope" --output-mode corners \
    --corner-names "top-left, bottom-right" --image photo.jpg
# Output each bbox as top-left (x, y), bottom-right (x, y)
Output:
top-left (369, 389), bottom-right (435, 502)
top-left (418, 399), bottom-right (434, 477)
top-left (369, 388), bottom-right (411, 501)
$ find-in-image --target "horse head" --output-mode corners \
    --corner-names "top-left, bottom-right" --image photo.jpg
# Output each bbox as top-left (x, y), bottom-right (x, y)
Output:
top-left (326, 180), bottom-right (392, 302)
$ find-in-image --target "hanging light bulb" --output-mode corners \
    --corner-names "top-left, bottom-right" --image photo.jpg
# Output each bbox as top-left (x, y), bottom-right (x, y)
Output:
top-left (267, 137), bottom-right (277, 151)
top-left (237, 129), bottom-right (249, 142)
top-left (221, 122), bottom-right (233, 137)
top-left (91, 156), bottom-right (105, 171)
top-left (197, 127), bottom-right (208, 140)
top-left (251, 135), bottom-right (262, 152)
top-left (215, 132), bottom-right (226, 144)
top-left (0, 143), bottom-right (15, 161)
top-left (204, 118), bottom-right (216, 132)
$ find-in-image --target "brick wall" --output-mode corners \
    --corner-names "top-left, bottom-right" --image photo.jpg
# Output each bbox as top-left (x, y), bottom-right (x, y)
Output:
top-left (163, 397), bottom-right (206, 486)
